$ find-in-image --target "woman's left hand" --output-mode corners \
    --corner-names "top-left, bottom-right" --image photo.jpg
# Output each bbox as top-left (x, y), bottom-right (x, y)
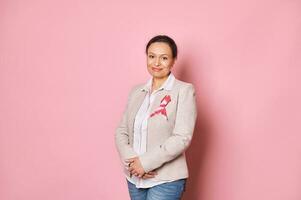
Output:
top-left (125, 157), bottom-right (145, 178)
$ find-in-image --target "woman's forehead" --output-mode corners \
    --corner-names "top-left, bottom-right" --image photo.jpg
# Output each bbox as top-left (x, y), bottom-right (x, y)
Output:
top-left (147, 42), bottom-right (172, 55)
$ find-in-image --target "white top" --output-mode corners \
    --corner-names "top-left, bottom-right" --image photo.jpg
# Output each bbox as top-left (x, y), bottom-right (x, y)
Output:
top-left (126, 72), bottom-right (176, 188)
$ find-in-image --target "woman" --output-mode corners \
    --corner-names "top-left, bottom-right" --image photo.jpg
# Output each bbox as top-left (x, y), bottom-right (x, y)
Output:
top-left (115, 35), bottom-right (197, 200)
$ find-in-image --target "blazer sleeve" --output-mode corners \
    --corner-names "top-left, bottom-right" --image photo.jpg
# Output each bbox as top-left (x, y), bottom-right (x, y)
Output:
top-left (115, 86), bottom-right (138, 162)
top-left (139, 84), bottom-right (197, 173)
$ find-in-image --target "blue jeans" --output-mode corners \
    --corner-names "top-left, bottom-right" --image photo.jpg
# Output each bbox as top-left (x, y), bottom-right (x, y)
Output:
top-left (127, 179), bottom-right (186, 200)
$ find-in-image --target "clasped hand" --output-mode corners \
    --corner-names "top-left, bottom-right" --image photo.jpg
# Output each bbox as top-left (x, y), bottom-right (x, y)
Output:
top-left (125, 157), bottom-right (157, 179)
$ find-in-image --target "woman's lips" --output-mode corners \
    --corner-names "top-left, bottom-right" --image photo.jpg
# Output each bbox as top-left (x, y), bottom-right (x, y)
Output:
top-left (152, 67), bottom-right (162, 72)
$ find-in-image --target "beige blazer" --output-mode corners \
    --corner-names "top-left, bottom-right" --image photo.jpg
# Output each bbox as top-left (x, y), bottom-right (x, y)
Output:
top-left (115, 78), bottom-right (197, 181)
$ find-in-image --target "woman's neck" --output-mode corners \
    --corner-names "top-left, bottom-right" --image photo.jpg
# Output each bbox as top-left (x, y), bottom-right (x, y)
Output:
top-left (152, 76), bottom-right (169, 91)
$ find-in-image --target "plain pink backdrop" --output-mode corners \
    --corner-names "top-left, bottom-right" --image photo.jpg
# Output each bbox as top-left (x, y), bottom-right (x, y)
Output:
top-left (1, 0), bottom-right (300, 199)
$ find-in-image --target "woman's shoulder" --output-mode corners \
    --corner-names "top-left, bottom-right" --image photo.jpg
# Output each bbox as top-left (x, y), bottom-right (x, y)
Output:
top-left (173, 79), bottom-right (195, 90)
top-left (127, 83), bottom-right (145, 97)
top-left (130, 83), bottom-right (145, 92)
top-left (173, 79), bottom-right (197, 101)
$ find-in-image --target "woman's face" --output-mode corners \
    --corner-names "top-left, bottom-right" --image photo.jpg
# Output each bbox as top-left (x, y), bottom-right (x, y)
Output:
top-left (147, 42), bottom-right (175, 79)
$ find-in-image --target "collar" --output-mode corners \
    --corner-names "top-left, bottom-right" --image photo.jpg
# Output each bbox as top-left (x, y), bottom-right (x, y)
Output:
top-left (141, 72), bottom-right (175, 92)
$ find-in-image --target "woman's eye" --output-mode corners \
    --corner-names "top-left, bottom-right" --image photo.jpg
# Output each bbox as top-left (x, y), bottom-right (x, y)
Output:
top-left (148, 55), bottom-right (154, 58)
top-left (162, 57), bottom-right (168, 60)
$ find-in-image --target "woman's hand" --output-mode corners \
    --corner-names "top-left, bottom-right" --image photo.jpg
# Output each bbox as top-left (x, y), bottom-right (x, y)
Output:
top-left (142, 171), bottom-right (157, 179)
top-left (125, 157), bottom-right (146, 178)
top-left (125, 157), bottom-right (158, 179)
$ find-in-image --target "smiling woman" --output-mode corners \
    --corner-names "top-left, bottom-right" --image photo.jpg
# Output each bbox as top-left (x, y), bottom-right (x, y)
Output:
top-left (147, 41), bottom-right (176, 91)
top-left (115, 35), bottom-right (197, 200)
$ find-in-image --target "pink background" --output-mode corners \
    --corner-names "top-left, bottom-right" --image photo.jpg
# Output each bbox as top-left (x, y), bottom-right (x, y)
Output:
top-left (1, 0), bottom-right (300, 199)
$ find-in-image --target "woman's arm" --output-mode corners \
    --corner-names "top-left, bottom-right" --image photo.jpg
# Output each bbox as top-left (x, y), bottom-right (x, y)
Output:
top-left (115, 87), bottom-right (138, 161)
top-left (138, 84), bottom-right (197, 173)
top-left (115, 87), bottom-right (157, 179)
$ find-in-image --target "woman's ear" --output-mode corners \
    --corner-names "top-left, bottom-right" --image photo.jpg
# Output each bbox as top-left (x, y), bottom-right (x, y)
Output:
top-left (171, 58), bottom-right (176, 68)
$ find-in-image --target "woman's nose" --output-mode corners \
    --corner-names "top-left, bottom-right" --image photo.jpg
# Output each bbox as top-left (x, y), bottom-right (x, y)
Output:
top-left (155, 58), bottom-right (160, 66)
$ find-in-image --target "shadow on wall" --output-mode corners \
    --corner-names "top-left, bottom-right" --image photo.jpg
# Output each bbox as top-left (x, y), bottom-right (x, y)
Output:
top-left (175, 59), bottom-right (213, 200)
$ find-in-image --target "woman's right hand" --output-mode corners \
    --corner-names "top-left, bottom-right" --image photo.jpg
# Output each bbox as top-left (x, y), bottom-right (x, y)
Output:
top-left (142, 171), bottom-right (157, 179)
top-left (125, 157), bottom-right (157, 179)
